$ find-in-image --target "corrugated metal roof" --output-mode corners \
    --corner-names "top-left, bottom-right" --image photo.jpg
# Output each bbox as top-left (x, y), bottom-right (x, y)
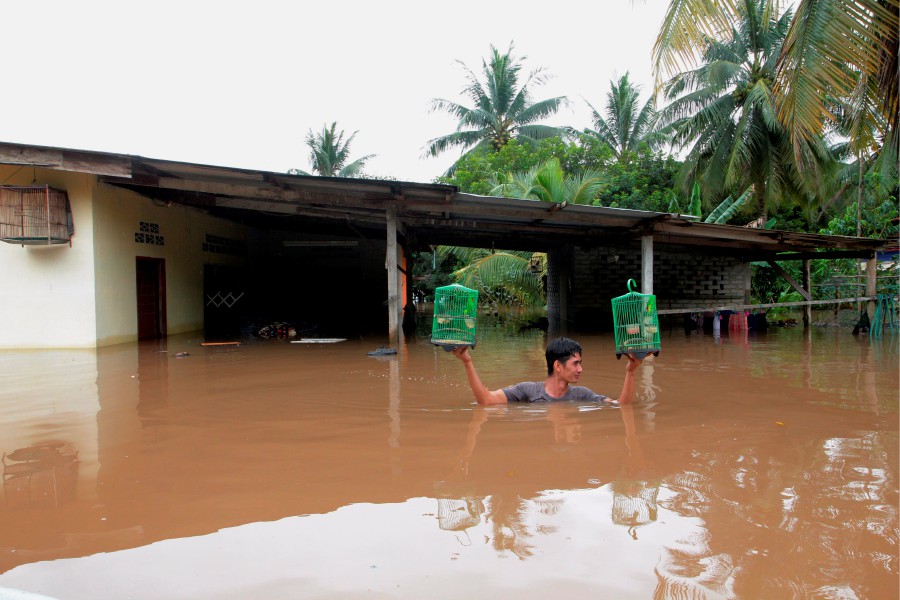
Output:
top-left (0, 141), bottom-right (886, 259)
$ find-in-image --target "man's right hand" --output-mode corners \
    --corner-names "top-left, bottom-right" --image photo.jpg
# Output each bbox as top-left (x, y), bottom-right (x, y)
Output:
top-left (450, 346), bottom-right (472, 362)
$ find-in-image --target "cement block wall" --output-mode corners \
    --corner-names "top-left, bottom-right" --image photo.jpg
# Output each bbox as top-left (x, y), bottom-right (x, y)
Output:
top-left (570, 243), bottom-right (751, 331)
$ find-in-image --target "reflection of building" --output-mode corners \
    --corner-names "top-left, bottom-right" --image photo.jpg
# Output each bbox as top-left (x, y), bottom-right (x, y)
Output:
top-left (0, 349), bottom-right (101, 506)
top-left (3, 442), bottom-right (79, 509)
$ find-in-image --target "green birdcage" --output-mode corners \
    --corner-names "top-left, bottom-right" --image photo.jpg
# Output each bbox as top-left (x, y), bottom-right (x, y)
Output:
top-left (611, 279), bottom-right (661, 359)
top-left (431, 284), bottom-right (478, 350)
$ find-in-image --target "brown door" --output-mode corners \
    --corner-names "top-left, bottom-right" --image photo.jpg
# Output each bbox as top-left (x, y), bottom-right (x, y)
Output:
top-left (136, 257), bottom-right (167, 340)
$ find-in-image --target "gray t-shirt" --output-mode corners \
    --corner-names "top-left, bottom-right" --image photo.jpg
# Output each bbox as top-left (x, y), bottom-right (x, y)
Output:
top-left (502, 381), bottom-right (609, 403)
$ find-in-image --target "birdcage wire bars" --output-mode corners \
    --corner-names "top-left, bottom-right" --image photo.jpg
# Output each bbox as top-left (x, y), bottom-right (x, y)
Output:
top-left (611, 279), bottom-right (661, 359)
top-left (431, 283), bottom-right (478, 349)
top-left (0, 186), bottom-right (73, 246)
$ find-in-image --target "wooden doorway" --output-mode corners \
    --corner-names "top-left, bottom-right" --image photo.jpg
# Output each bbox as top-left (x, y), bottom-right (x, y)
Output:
top-left (136, 257), bottom-right (167, 340)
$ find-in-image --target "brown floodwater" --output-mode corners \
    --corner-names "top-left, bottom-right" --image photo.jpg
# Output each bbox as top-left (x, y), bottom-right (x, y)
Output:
top-left (0, 324), bottom-right (897, 599)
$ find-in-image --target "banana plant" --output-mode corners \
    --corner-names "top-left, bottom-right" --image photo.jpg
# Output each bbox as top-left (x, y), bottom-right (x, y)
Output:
top-left (687, 181), bottom-right (702, 218)
top-left (704, 187), bottom-right (753, 224)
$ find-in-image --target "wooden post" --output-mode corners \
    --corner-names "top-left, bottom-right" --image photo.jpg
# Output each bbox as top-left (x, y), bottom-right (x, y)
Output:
top-left (802, 259), bottom-right (811, 329)
top-left (641, 234), bottom-right (654, 295)
top-left (866, 255), bottom-right (877, 323)
top-left (386, 207), bottom-right (399, 346)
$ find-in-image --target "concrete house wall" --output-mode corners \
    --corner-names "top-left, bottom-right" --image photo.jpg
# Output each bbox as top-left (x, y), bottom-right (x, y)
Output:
top-left (91, 181), bottom-right (251, 346)
top-left (0, 167), bottom-right (252, 348)
top-left (571, 244), bottom-right (751, 330)
top-left (0, 167), bottom-right (98, 348)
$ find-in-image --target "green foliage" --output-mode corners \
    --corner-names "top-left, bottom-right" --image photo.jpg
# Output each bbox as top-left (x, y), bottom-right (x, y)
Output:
top-left (819, 192), bottom-right (899, 240)
top-left (704, 187), bottom-right (752, 223)
top-left (489, 158), bottom-right (604, 205)
top-left (687, 181), bottom-right (702, 217)
top-left (666, 190), bottom-right (682, 213)
top-left (653, 0), bottom-right (898, 208)
top-left (752, 187), bottom-right (898, 309)
top-left (436, 246), bottom-right (545, 308)
top-left (411, 249), bottom-right (460, 304)
top-left (767, 204), bottom-right (816, 232)
top-left (592, 147), bottom-right (680, 211)
top-left (658, 0), bottom-right (823, 218)
top-left (434, 140), bottom-right (544, 194)
top-left (435, 137), bottom-right (617, 195)
top-left (437, 135), bottom-right (681, 213)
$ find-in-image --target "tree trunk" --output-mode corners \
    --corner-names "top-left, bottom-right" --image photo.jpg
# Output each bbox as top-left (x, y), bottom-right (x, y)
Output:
top-left (755, 181), bottom-right (767, 221)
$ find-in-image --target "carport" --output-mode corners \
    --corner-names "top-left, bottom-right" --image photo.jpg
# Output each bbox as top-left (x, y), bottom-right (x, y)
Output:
top-left (95, 153), bottom-right (885, 341)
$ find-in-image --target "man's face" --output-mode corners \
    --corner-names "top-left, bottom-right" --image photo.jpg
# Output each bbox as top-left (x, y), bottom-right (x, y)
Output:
top-left (556, 352), bottom-right (583, 383)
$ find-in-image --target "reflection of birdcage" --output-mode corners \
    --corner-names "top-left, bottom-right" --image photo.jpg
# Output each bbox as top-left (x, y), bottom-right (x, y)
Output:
top-left (0, 186), bottom-right (74, 246)
top-left (431, 284), bottom-right (478, 349)
top-left (612, 478), bottom-right (660, 539)
top-left (611, 279), bottom-right (661, 359)
top-left (437, 497), bottom-right (485, 532)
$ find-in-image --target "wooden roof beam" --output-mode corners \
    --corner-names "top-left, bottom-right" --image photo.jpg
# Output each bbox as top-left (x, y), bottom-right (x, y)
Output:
top-left (0, 143), bottom-right (132, 177)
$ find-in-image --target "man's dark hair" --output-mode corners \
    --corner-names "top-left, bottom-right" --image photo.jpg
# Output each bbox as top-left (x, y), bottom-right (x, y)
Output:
top-left (545, 337), bottom-right (582, 375)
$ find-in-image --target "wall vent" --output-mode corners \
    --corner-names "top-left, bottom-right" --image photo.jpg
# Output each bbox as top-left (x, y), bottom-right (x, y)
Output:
top-left (0, 185), bottom-right (73, 246)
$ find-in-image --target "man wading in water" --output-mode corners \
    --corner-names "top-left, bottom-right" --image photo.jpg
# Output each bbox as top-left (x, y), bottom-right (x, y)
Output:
top-left (450, 337), bottom-right (642, 406)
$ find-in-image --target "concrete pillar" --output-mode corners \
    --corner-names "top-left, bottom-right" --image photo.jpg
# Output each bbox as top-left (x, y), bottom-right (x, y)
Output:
top-left (641, 235), bottom-right (654, 295)
top-left (866, 255), bottom-right (877, 322)
top-left (385, 207), bottom-right (399, 345)
top-left (802, 259), bottom-right (811, 329)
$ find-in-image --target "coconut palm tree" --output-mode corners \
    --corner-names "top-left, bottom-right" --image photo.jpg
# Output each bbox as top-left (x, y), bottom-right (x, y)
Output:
top-left (425, 44), bottom-right (568, 174)
top-left (653, 0), bottom-right (898, 192)
top-left (657, 0), bottom-right (821, 218)
top-left (776, 0), bottom-right (898, 182)
top-left (289, 122), bottom-right (374, 177)
top-left (577, 73), bottom-right (665, 164)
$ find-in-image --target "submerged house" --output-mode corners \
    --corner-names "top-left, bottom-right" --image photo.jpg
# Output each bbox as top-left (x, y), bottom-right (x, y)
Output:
top-left (0, 141), bottom-right (885, 349)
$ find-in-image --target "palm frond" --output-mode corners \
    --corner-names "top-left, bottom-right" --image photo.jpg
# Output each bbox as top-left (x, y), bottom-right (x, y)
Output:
top-left (452, 251), bottom-right (544, 307)
top-left (653, 0), bottom-right (741, 83)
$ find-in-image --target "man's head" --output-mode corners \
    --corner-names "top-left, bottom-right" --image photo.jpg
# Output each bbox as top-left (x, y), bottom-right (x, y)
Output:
top-left (545, 337), bottom-right (583, 375)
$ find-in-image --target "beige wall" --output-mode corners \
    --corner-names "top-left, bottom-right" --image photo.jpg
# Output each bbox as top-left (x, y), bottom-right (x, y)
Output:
top-left (0, 167), bottom-right (98, 348)
top-left (0, 166), bottom-right (251, 348)
top-left (92, 181), bottom-right (251, 347)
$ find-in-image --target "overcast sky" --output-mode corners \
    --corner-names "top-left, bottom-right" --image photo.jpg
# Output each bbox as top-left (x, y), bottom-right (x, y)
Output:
top-left (3, 0), bottom-right (670, 183)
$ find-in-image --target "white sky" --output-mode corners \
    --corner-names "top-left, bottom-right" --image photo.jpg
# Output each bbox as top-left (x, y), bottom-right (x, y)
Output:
top-left (3, 0), bottom-right (670, 183)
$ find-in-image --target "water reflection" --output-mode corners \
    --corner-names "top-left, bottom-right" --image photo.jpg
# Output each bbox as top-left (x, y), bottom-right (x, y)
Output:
top-left (440, 401), bottom-right (644, 558)
top-left (3, 442), bottom-right (79, 510)
top-left (0, 327), bottom-right (896, 599)
top-left (612, 403), bottom-right (660, 539)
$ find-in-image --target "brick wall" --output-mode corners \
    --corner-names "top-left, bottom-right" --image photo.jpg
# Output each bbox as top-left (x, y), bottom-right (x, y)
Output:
top-left (570, 243), bottom-right (750, 331)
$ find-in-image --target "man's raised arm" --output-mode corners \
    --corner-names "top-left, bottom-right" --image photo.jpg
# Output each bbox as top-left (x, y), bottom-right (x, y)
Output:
top-left (611, 353), bottom-right (643, 405)
top-left (450, 347), bottom-right (509, 405)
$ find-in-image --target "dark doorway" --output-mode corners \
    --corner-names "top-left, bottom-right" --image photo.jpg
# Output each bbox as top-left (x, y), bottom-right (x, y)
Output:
top-left (204, 264), bottom-right (249, 339)
top-left (136, 257), bottom-right (167, 340)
